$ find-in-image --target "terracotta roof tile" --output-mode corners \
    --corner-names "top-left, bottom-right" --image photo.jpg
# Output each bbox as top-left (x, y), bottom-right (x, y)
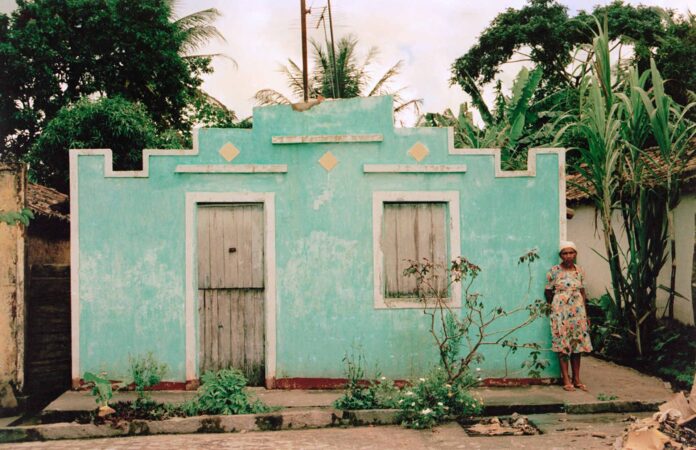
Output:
top-left (566, 145), bottom-right (696, 204)
top-left (27, 183), bottom-right (69, 221)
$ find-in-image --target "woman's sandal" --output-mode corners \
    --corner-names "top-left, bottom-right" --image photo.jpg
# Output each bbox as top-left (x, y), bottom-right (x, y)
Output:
top-left (563, 384), bottom-right (575, 392)
top-left (574, 383), bottom-right (589, 392)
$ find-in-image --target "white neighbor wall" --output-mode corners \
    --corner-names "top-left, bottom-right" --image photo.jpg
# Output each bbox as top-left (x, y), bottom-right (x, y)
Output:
top-left (567, 193), bottom-right (696, 325)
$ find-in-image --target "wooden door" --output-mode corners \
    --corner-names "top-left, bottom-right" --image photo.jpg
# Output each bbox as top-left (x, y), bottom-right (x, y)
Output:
top-left (197, 204), bottom-right (265, 385)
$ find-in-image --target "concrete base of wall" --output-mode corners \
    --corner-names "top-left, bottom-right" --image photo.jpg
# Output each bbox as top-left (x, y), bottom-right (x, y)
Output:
top-left (0, 382), bottom-right (18, 417)
top-left (271, 377), bottom-right (559, 389)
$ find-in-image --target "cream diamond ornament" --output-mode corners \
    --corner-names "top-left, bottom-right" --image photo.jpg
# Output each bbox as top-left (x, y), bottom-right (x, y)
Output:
top-left (408, 142), bottom-right (429, 162)
top-left (219, 142), bottom-right (240, 162)
top-left (318, 151), bottom-right (339, 171)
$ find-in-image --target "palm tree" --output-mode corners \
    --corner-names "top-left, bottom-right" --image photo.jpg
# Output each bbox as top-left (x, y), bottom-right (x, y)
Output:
top-left (166, 1), bottom-right (238, 126)
top-left (166, 1), bottom-right (226, 58)
top-left (254, 35), bottom-right (421, 122)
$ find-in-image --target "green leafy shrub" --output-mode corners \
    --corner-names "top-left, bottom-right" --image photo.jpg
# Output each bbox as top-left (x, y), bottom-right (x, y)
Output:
top-left (397, 367), bottom-right (482, 429)
top-left (84, 372), bottom-right (114, 407)
top-left (334, 375), bottom-right (400, 410)
top-left (129, 352), bottom-right (168, 404)
top-left (333, 348), bottom-right (400, 410)
top-left (193, 369), bottom-right (270, 415)
top-left (0, 208), bottom-right (34, 226)
top-left (587, 294), bottom-right (631, 356)
top-left (589, 303), bottom-right (696, 391)
top-left (88, 367), bottom-right (271, 422)
top-left (596, 393), bottom-right (618, 401)
top-left (649, 320), bottom-right (696, 390)
top-left (403, 251), bottom-right (549, 385)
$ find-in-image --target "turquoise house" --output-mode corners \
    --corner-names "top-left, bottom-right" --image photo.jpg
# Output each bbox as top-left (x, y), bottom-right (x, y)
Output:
top-left (70, 96), bottom-right (567, 388)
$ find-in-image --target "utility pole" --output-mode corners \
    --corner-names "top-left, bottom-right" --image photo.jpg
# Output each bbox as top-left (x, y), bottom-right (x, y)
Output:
top-left (300, 0), bottom-right (309, 102)
top-left (327, 0), bottom-right (339, 98)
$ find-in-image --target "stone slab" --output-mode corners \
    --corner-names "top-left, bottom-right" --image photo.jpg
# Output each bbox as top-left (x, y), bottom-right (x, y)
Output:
top-left (0, 408), bottom-right (342, 443)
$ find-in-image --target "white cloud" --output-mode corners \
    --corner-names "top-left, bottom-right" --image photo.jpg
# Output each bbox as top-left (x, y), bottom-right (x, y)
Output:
top-left (180, 0), bottom-right (693, 126)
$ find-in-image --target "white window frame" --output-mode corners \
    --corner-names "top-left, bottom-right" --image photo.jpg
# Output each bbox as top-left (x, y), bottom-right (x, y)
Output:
top-left (372, 191), bottom-right (461, 309)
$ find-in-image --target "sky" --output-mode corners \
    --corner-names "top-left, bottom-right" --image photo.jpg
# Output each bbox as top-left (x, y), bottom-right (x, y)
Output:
top-left (174, 0), bottom-right (693, 124)
top-left (1, 0), bottom-right (694, 125)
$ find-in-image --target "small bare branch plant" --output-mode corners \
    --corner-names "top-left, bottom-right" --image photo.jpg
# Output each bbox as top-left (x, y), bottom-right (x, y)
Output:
top-left (403, 249), bottom-right (550, 384)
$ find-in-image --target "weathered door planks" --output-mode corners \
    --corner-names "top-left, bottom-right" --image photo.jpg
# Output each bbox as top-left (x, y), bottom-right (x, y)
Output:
top-left (197, 204), bottom-right (265, 385)
top-left (383, 202), bottom-right (447, 298)
top-left (198, 204), bottom-right (264, 289)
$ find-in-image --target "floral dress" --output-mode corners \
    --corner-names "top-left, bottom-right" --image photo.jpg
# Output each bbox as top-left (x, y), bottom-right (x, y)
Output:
top-left (545, 265), bottom-right (593, 355)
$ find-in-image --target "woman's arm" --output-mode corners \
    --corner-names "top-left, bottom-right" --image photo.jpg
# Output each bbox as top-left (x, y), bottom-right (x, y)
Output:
top-left (544, 289), bottom-right (554, 304)
top-left (578, 266), bottom-right (589, 308)
top-left (545, 268), bottom-right (554, 304)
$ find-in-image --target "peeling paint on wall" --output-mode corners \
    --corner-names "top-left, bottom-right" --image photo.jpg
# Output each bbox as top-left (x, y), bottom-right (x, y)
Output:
top-left (73, 96), bottom-right (564, 382)
top-left (312, 187), bottom-right (333, 210)
top-left (0, 164), bottom-right (26, 392)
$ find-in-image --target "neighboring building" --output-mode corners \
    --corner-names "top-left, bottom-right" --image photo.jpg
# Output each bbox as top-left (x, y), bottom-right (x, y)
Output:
top-left (26, 183), bottom-right (70, 266)
top-left (71, 96), bottom-right (566, 388)
top-left (0, 164), bottom-right (26, 414)
top-left (567, 150), bottom-right (696, 326)
top-left (0, 166), bottom-right (70, 414)
top-left (24, 183), bottom-right (71, 400)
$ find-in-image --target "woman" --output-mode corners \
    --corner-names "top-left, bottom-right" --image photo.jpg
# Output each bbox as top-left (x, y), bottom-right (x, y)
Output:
top-left (545, 241), bottom-right (593, 391)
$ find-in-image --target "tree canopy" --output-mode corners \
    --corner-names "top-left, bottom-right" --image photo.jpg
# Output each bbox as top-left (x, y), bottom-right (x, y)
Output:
top-left (0, 0), bottom-right (210, 163)
top-left (654, 13), bottom-right (696, 108)
top-left (451, 0), bottom-right (677, 99)
top-left (26, 96), bottom-right (179, 193)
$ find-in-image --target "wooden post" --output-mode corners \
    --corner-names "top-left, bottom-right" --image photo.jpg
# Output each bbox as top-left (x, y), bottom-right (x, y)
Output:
top-left (692, 213), bottom-right (696, 324)
top-left (300, 0), bottom-right (309, 102)
top-left (327, 0), bottom-right (339, 98)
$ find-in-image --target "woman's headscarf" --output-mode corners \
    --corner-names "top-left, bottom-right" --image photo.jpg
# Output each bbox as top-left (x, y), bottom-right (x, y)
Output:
top-left (559, 240), bottom-right (577, 252)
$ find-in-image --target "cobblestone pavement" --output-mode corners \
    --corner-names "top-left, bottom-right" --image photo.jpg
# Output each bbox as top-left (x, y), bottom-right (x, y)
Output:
top-left (0, 413), bottom-right (640, 450)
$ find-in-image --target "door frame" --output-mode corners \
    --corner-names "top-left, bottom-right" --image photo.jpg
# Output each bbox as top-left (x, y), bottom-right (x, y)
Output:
top-left (185, 192), bottom-right (276, 387)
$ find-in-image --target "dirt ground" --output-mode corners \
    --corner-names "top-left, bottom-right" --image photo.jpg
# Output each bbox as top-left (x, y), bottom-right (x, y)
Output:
top-left (0, 412), bottom-right (648, 449)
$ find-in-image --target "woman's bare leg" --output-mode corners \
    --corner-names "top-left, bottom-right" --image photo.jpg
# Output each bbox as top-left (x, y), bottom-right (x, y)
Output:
top-left (571, 353), bottom-right (587, 390)
top-left (558, 354), bottom-right (573, 389)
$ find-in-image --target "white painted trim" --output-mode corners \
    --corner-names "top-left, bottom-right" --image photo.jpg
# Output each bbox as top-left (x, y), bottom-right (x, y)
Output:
top-left (184, 192), bottom-right (277, 384)
top-left (69, 150), bottom-right (80, 383)
top-left (363, 164), bottom-right (467, 173)
top-left (272, 134), bottom-right (383, 144)
top-left (69, 130), bottom-right (202, 383)
top-left (445, 128), bottom-right (565, 177)
top-left (444, 127), bottom-right (567, 245)
top-left (69, 128), bottom-right (201, 178)
top-left (372, 191), bottom-right (461, 309)
top-left (175, 164), bottom-right (288, 174)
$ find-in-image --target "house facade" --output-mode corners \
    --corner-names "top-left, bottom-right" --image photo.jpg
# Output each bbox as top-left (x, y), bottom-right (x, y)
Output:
top-left (71, 96), bottom-right (566, 388)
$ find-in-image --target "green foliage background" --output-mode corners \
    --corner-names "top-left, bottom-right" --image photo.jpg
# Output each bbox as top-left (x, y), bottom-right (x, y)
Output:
top-left (26, 97), bottom-right (180, 192)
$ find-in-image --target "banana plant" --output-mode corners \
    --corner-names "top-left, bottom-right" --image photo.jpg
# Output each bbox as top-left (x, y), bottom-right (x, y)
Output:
top-left (419, 67), bottom-right (565, 169)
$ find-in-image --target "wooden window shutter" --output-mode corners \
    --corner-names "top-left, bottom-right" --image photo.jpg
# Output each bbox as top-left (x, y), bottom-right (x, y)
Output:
top-left (382, 202), bottom-right (447, 298)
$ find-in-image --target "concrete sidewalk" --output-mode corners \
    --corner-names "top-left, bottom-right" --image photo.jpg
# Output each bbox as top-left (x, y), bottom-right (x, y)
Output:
top-left (0, 356), bottom-right (676, 444)
top-left (39, 356), bottom-right (673, 423)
